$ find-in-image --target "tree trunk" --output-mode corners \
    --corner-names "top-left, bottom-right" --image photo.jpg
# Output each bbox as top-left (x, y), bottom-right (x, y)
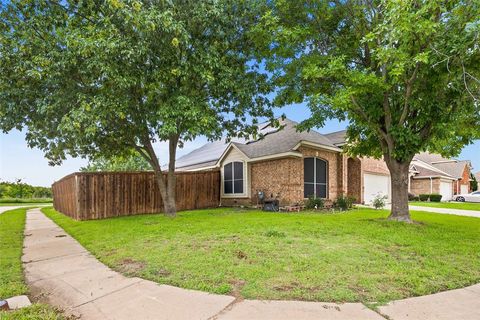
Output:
top-left (141, 135), bottom-right (179, 217)
top-left (385, 158), bottom-right (412, 222)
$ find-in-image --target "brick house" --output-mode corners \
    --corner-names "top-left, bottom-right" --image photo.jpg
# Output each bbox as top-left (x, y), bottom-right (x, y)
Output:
top-left (175, 118), bottom-right (473, 205)
top-left (409, 153), bottom-right (473, 200)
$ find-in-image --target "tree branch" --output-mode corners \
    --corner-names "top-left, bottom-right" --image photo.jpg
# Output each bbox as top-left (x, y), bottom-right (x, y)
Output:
top-left (399, 62), bottom-right (420, 125)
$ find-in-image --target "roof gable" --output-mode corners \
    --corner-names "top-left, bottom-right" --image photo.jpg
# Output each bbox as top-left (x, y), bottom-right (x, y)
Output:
top-left (175, 118), bottom-right (341, 170)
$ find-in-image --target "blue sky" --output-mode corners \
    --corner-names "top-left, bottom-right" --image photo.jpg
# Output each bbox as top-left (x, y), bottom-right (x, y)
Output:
top-left (1, 103), bottom-right (479, 187)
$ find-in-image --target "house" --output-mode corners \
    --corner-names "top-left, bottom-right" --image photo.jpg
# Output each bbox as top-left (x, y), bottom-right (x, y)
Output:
top-left (175, 118), bottom-right (472, 205)
top-left (409, 153), bottom-right (473, 200)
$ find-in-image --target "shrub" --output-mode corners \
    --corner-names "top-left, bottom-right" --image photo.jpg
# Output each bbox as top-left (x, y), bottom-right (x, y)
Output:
top-left (372, 194), bottom-right (388, 209)
top-left (305, 196), bottom-right (324, 210)
top-left (264, 230), bottom-right (286, 238)
top-left (419, 194), bottom-right (430, 201)
top-left (429, 194), bottom-right (442, 202)
top-left (408, 192), bottom-right (417, 201)
top-left (412, 196), bottom-right (420, 201)
top-left (335, 195), bottom-right (355, 211)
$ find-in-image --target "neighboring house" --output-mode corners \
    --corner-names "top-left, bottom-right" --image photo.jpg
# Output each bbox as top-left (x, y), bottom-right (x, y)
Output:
top-left (175, 118), bottom-right (472, 205)
top-left (410, 153), bottom-right (473, 200)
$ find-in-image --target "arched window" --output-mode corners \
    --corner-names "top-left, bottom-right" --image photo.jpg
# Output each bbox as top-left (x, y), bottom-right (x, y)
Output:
top-left (304, 157), bottom-right (327, 198)
top-left (224, 161), bottom-right (244, 194)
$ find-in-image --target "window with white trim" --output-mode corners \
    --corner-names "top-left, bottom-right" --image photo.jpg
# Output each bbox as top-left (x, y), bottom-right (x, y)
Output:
top-left (224, 161), bottom-right (244, 194)
top-left (304, 157), bottom-right (328, 198)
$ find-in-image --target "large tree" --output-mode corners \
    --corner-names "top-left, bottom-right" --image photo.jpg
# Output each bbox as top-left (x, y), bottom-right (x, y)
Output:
top-left (256, 0), bottom-right (480, 222)
top-left (0, 0), bottom-right (273, 216)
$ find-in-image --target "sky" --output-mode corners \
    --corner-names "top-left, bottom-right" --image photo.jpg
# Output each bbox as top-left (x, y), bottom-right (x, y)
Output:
top-left (1, 102), bottom-right (479, 187)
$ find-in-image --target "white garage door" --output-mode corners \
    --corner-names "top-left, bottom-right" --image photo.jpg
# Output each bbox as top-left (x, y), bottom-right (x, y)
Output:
top-left (460, 184), bottom-right (469, 195)
top-left (439, 181), bottom-right (453, 201)
top-left (364, 174), bottom-right (390, 204)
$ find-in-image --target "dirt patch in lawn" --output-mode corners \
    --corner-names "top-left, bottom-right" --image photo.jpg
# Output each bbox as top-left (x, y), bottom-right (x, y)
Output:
top-left (229, 279), bottom-right (246, 301)
top-left (117, 258), bottom-right (146, 274)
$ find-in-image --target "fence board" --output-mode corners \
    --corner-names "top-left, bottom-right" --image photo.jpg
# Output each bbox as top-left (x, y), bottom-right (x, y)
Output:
top-left (52, 170), bottom-right (220, 220)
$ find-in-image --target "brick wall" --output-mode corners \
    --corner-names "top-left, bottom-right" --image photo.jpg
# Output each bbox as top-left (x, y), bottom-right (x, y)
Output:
top-left (453, 164), bottom-right (471, 194)
top-left (410, 178), bottom-right (440, 195)
top-left (220, 146), bottom-right (342, 206)
top-left (361, 157), bottom-right (390, 175)
top-left (250, 157), bottom-right (303, 206)
top-left (347, 158), bottom-right (362, 202)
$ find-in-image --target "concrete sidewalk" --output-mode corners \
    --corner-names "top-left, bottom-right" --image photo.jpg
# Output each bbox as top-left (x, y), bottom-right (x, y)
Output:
top-left (23, 208), bottom-right (382, 320)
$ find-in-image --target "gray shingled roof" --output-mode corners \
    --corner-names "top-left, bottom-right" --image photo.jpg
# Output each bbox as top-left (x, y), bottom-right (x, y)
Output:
top-left (324, 130), bottom-right (347, 146)
top-left (410, 159), bottom-right (453, 178)
top-left (414, 152), bottom-right (470, 179)
top-left (175, 118), bottom-right (340, 169)
top-left (175, 139), bottom-right (232, 169)
top-left (233, 118), bottom-right (338, 159)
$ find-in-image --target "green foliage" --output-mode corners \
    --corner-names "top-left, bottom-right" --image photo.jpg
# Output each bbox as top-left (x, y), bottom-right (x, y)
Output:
top-left (305, 196), bottom-right (324, 210)
top-left (372, 194), bottom-right (387, 210)
top-left (418, 194), bottom-right (443, 202)
top-left (81, 152), bottom-right (151, 172)
top-left (0, 0), bottom-right (274, 213)
top-left (255, 0), bottom-right (480, 219)
top-left (429, 194), bottom-right (443, 202)
top-left (334, 195), bottom-right (355, 211)
top-left (419, 194), bottom-right (430, 201)
top-left (257, 0), bottom-right (480, 161)
top-left (0, 198), bottom-right (52, 204)
top-left (0, 179), bottom-right (52, 199)
top-left (264, 230), bottom-right (286, 238)
top-left (471, 173), bottom-right (478, 191)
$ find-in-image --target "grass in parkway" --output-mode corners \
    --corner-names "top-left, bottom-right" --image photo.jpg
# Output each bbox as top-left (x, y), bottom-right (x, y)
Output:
top-left (43, 207), bottom-right (480, 304)
top-left (409, 201), bottom-right (480, 211)
top-left (0, 208), bottom-right (63, 320)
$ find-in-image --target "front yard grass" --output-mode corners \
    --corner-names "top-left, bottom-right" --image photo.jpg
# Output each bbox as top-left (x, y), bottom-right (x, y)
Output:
top-left (0, 208), bottom-right (63, 320)
top-left (410, 201), bottom-right (480, 211)
top-left (43, 207), bottom-right (480, 304)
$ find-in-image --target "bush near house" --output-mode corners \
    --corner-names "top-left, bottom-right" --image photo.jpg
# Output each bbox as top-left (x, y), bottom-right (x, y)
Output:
top-left (417, 194), bottom-right (442, 202)
top-left (419, 194), bottom-right (430, 201)
top-left (305, 196), bottom-right (325, 210)
top-left (429, 194), bottom-right (443, 202)
top-left (334, 195), bottom-right (355, 211)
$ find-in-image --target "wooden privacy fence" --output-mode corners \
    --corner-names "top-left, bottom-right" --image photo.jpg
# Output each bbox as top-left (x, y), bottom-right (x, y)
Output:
top-left (52, 171), bottom-right (220, 220)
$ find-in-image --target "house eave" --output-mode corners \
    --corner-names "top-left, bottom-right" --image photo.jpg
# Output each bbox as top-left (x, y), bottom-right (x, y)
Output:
top-left (412, 175), bottom-right (457, 181)
top-left (248, 151), bottom-right (303, 163)
top-left (293, 140), bottom-right (342, 153)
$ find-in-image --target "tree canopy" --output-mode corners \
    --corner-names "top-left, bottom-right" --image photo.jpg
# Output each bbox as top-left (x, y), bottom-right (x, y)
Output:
top-left (80, 152), bottom-right (151, 172)
top-left (256, 0), bottom-right (480, 221)
top-left (0, 0), bottom-right (274, 215)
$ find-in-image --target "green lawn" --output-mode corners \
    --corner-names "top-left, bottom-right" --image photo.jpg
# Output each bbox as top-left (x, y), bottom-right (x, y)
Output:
top-left (42, 207), bottom-right (480, 304)
top-left (0, 208), bottom-right (63, 319)
top-left (0, 198), bottom-right (52, 206)
top-left (0, 203), bottom-right (52, 207)
top-left (410, 201), bottom-right (480, 211)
